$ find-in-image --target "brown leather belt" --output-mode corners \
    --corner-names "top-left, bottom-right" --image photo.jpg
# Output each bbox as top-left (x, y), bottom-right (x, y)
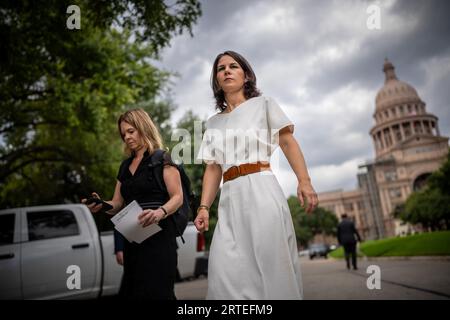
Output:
top-left (223, 162), bottom-right (271, 183)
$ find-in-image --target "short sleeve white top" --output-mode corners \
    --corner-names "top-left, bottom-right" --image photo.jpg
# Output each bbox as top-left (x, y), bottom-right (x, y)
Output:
top-left (197, 96), bottom-right (294, 171)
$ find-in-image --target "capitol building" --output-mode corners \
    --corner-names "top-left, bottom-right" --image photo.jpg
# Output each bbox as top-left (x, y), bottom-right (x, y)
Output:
top-left (318, 59), bottom-right (449, 240)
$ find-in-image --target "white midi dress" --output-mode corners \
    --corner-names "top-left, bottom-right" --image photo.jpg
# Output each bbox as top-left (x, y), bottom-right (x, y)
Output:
top-left (197, 96), bottom-right (303, 300)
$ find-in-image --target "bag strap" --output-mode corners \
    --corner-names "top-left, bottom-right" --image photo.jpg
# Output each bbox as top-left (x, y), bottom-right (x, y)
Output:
top-left (147, 150), bottom-right (185, 243)
top-left (148, 149), bottom-right (167, 193)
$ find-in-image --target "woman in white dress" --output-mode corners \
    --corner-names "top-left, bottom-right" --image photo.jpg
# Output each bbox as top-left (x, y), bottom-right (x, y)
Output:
top-left (195, 51), bottom-right (318, 300)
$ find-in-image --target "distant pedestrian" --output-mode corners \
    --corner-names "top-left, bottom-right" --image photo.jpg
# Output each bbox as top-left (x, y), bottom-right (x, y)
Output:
top-left (337, 214), bottom-right (362, 270)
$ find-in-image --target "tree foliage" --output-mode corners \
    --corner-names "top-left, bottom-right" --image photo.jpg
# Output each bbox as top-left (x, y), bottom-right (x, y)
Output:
top-left (168, 111), bottom-right (220, 249)
top-left (288, 196), bottom-right (338, 247)
top-left (395, 150), bottom-right (450, 231)
top-left (0, 0), bottom-right (201, 207)
top-left (427, 150), bottom-right (450, 195)
top-left (170, 110), bottom-right (205, 196)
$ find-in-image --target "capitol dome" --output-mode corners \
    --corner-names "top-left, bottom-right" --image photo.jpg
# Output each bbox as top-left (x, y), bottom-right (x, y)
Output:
top-left (370, 58), bottom-right (443, 159)
top-left (375, 59), bottom-right (422, 111)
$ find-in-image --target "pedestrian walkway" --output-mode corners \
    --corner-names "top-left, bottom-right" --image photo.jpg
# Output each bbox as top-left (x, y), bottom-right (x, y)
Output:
top-left (302, 257), bottom-right (450, 300)
top-left (175, 257), bottom-right (450, 300)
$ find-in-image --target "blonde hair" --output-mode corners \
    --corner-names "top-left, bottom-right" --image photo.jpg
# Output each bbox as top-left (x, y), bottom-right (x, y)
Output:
top-left (118, 108), bottom-right (164, 156)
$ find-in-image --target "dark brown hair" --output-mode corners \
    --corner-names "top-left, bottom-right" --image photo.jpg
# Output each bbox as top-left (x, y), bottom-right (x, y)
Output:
top-left (211, 50), bottom-right (261, 111)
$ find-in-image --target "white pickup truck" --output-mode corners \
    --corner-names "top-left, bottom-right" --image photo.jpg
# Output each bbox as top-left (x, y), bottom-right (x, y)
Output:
top-left (0, 204), bottom-right (207, 299)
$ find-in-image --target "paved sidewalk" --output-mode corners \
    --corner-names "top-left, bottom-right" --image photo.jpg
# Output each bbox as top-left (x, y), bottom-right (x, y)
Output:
top-left (301, 256), bottom-right (450, 299)
top-left (175, 257), bottom-right (450, 300)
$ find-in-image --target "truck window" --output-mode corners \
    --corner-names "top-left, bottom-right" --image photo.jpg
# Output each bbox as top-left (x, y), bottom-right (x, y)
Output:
top-left (0, 214), bottom-right (15, 245)
top-left (27, 210), bottom-right (79, 241)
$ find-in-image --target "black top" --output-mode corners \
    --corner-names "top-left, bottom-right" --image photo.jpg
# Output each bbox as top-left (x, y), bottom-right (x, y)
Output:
top-left (117, 150), bottom-right (173, 204)
top-left (116, 149), bottom-right (177, 234)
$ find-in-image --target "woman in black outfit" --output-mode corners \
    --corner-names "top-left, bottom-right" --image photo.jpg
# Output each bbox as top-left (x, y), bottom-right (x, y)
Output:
top-left (83, 108), bottom-right (183, 299)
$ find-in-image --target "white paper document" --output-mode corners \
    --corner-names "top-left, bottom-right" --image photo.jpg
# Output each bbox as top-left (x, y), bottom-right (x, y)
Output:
top-left (111, 200), bottom-right (162, 243)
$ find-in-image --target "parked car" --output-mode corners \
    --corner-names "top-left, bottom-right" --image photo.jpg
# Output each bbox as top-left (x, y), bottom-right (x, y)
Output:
top-left (308, 243), bottom-right (330, 260)
top-left (0, 204), bottom-right (207, 299)
top-left (298, 249), bottom-right (310, 257)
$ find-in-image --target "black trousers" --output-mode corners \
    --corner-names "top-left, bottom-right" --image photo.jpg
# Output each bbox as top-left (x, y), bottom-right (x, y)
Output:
top-left (343, 243), bottom-right (357, 269)
top-left (120, 229), bottom-right (178, 300)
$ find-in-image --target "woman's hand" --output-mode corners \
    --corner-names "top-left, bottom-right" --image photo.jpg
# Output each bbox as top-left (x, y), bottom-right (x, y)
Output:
top-left (138, 208), bottom-right (165, 228)
top-left (81, 192), bottom-right (103, 213)
top-left (194, 208), bottom-right (209, 233)
top-left (297, 182), bottom-right (318, 214)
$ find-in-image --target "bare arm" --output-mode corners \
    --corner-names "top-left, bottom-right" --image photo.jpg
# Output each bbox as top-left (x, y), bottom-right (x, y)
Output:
top-left (161, 165), bottom-right (184, 215)
top-left (278, 127), bottom-right (318, 213)
top-left (139, 165), bottom-right (183, 227)
top-left (194, 163), bottom-right (222, 232)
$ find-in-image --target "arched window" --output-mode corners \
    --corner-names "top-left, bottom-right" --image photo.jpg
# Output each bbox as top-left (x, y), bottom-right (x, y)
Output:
top-left (413, 173), bottom-right (431, 192)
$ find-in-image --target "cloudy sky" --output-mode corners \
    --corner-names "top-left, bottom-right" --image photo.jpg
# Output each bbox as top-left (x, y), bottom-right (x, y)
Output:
top-left (157, 0), bottom-right (450, 197)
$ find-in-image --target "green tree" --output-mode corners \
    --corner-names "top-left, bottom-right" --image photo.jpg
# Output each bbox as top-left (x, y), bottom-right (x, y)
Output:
top-left (288, 196), bottom-right (338, 248)
top-left (428, 150), bottom-right (450, 195)
top-left (402, 188), bottom-right (450, 231)
top-left (395, 150), bottom-right (450, 231)
top-left (170, 110), bottom-right (205, 196)
top-left (307, 207), bottom-right (338, 237)
top-left (0, 0), bottom-right (201, 207)
top-left (169, 111), bottom-right (219, 249)
top-left (288, 196), bottom-right (312, 247)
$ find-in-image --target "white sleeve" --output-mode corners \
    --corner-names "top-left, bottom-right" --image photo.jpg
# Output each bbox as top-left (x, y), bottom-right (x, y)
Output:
top-left (265, 97), bottom-right (294, 146)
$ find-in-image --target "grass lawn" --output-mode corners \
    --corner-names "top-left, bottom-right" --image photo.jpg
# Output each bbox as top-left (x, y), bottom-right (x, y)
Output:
top-left (329, 230), bottom-right (450, 258)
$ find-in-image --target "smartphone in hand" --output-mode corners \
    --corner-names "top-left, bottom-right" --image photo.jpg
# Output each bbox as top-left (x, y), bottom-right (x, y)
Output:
top-left (85, 197), bottom-right (113, 211)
